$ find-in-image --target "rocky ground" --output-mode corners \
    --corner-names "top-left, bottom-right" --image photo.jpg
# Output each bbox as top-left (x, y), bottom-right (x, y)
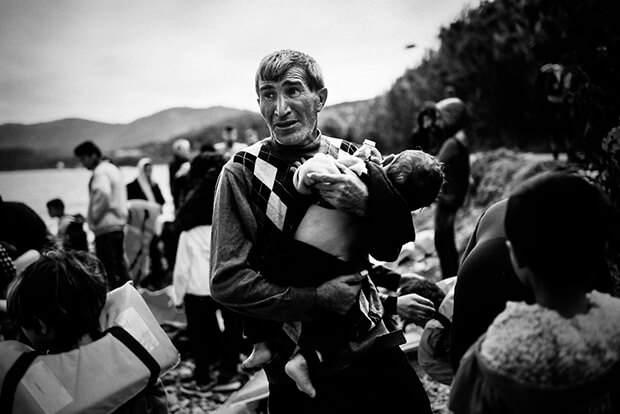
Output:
top-left (161, 149), bottom-right (572, 413)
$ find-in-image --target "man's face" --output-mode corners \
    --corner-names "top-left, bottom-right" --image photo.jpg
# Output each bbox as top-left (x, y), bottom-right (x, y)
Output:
top-left (78, 154), bottom-right (98, 170)
top-left (257, 67), bottom-right (327, 146)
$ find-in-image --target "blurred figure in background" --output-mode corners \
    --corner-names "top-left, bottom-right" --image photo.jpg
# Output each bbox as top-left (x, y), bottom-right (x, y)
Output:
top-left (0, 195), bottom-right (50, 258)
top-left (410, 101), bottom-right (442, 154)
top-left (74, 141), bottom-right (129, 289)
top-left (173, 151), bottom-right (245, 395)
top-left (539, 63), bottom-right (576, 161)
top-left (163, 139), bottom-right (192, 280)
top-left (214, 126), bottom-right (247, 161)
top-left (126, 158), bottom-right (167, 288)
top-left (244, 127), bottom-right (260, 145)
top-left (46, 198), bottom-right (88, 252)
top-left (168, 139), bottom-right (192, 211)
top-left (434, 97), bottom-right (470, 279)
top-left (127, 158), bottom-right (166, 206)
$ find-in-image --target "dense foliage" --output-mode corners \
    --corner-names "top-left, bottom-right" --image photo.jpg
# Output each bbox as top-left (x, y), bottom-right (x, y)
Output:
top-left (350, 0), bottom-right (620, 157)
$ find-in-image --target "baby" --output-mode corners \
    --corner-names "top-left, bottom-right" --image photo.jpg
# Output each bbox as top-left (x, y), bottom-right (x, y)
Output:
top-left (244, 148), bottom-right (443, 397)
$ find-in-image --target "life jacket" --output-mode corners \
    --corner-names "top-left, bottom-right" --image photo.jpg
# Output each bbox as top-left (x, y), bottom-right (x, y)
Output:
top-left (125, 199), bottom-right (161, 284)
top-left (0, 282), bottom-right (180, 414)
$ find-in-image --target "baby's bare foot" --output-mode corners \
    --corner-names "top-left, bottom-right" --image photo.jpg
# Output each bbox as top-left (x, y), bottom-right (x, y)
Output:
top-left (285, 353), bottom-right (316, 398)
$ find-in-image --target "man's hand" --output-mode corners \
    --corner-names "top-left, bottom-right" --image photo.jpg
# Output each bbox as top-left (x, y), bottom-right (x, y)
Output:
top-left (397, 293), bottom-right (436, 322)
top-left (316, 271), bottom-right (365, 315)
top-left (308, 162), bottom-right (368, 216)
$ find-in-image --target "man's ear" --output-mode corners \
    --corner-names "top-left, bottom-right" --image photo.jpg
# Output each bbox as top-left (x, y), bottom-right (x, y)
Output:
top-left (316, 88), bottom-right (328, 111)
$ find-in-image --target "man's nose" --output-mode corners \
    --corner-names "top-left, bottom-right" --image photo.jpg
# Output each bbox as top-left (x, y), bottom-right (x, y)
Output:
top-left (275, 95), bottom-right (291, 117)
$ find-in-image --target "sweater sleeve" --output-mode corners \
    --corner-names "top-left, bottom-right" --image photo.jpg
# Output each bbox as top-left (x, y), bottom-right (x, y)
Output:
top-left (209, 166), bottom-right (318, 322)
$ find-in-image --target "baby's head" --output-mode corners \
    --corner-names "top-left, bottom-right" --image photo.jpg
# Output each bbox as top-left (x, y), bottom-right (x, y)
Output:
top-left (7, 250), bottom-right (107, 353)
top-left (505, 172), bottom-right (612, 287)
top-left (384, 150), bottom-right (444, 211)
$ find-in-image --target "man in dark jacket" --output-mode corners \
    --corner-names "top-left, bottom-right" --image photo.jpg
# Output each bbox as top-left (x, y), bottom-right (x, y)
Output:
top-left (434, 97), bottom-right (470, 279)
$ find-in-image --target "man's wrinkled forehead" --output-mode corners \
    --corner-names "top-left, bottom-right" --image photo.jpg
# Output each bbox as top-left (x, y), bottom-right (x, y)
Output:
top-left (258, 67), bottom-right (309, 90)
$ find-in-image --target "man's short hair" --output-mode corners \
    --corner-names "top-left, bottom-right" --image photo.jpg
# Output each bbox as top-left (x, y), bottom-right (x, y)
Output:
top-left (385, 150), bottom-right (444, 211)
top-left (7, 250), bottom-right (107, 352)
top-left (46, 198), bottom-right (65, 211)
top-left (255, 49), bottom-right (325, 94)
top-left (505, 172), bottom-right (612, 281)
top-left (73, 141), bottom-right (101, 158)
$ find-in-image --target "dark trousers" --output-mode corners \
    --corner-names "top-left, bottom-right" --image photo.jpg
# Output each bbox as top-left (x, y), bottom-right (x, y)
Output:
top-left (435, 203), bottom-right (460, 279)
top-left (95, 230), bottom-right (130, 289)
top-left (184, 294), bottom-right (223, 384)
top-left (218, 304), bottom-right (246, 379)
top-left (268, 347), bottom-right (432, 414)
top-left (184, 295), bottom-right (245, 382)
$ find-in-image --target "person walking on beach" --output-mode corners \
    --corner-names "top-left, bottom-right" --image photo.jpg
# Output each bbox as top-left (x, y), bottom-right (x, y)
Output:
top-left (210, 49), bottom-right (431, 414)
top-left (74, 141), bottom-right (130, 289)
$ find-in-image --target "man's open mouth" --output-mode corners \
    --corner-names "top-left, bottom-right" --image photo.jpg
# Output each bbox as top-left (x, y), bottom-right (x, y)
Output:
top-left (274, 120), bottom-right (298, 129)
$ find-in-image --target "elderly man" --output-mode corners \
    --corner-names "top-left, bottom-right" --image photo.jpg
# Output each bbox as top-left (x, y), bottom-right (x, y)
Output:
top-left (210, 50), bottom-right (431, 413)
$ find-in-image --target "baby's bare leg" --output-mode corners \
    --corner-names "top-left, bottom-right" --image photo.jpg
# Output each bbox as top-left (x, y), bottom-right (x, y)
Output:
top-left (242, 341), bottom-right (273, 369)
top-left (285, 353), bottom-right (317, 398)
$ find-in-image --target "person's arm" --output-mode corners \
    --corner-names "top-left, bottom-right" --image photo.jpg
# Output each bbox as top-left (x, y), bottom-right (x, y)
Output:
top-left (89, 168), bottom-right (113, 225)
top-left (309, 160), bottom-right (415, 261)
top-left (153, 184), bottom-right (166, 206)
top-left (210, 165), bottom-right (363, 322)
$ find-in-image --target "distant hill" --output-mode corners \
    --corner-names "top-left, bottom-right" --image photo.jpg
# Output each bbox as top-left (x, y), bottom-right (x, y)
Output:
top-left (0, 106), bottom-right (250, 156)
top-left (0, 101), bottom-right (372, 170)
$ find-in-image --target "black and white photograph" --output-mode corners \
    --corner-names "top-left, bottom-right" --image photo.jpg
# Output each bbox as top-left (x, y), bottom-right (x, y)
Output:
top-left (1, 0), bottom-right (619, 413)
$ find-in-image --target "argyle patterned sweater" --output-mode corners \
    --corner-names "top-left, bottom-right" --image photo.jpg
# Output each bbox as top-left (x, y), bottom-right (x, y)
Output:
top-left (210, 134), bottom-right (413, 382)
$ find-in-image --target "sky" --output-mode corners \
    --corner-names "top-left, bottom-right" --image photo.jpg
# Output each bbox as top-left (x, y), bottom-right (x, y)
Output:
top-left (0, 0), bottom-right (478, 125)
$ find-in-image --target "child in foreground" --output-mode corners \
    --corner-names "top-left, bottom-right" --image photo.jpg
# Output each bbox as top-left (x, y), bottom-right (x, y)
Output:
top-left (243, 148), bottom-right (443, 397)
top-left (449, 172), bottom-right (620, 414)
top-left (7, 250), bottom-right (168, 413)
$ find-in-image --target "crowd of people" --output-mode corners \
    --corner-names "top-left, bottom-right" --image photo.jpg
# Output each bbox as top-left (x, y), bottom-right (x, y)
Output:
top-left (0, 48), bottom-right (618, 414)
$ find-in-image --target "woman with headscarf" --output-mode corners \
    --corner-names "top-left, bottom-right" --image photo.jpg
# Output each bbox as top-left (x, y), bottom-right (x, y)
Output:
top-left (127, 158), bottom-right (166, 206)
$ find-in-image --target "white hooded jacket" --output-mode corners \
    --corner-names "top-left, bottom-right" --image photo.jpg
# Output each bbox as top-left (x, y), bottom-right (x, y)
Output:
top-left (88, 160), bottom-right (128, 236)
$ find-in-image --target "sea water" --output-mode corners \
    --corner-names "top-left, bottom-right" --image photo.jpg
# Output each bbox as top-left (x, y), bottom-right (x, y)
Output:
top-left (0, 164), bottom-right (173, 233)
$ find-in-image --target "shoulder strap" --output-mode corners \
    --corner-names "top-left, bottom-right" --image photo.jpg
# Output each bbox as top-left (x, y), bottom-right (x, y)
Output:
top-left (106, 326), bottom-right (160, 388)
top-left (0, 351), bottom-right (39, 414)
